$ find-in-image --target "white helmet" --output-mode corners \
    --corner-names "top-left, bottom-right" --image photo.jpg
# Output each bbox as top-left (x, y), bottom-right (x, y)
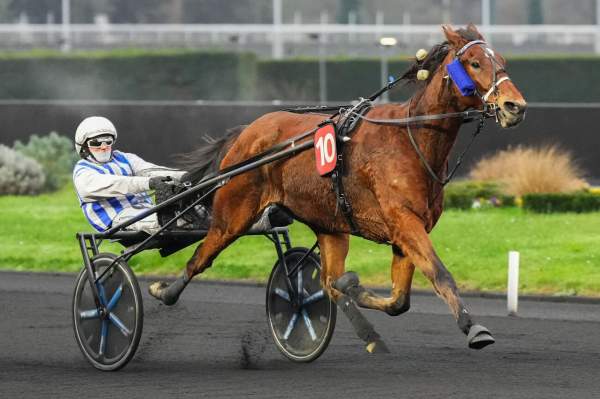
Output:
top-left (74, 116), bottom-right (117, 155)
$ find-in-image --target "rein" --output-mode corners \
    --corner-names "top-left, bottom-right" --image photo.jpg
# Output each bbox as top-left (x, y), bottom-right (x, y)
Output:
top-left (343, 39), bottom-right (507, 186)
top-left (198, 38), bottom-right (507, 234)
top-left (351, 103), bottom-right (492, 186)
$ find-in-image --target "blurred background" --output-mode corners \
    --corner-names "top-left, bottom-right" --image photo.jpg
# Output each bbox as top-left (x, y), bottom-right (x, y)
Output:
top-left (1, 0), bottom-right (599, 189)
top-left (2, 1), bottom-right (600, 293)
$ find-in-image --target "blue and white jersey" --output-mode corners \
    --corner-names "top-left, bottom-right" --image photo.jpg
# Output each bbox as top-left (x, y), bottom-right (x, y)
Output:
top-left (73, 151), bottom-right (183, 232)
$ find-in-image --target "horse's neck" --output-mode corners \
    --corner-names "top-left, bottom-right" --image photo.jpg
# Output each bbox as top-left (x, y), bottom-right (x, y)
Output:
top-left (408, 71), bottom-right (466, 176)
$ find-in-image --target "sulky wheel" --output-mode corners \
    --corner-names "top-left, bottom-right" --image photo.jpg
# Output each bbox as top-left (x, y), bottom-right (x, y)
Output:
top-left (72, 253), bottom-right (143, 371)
top-left (266, 247), bottom-right (336, 362)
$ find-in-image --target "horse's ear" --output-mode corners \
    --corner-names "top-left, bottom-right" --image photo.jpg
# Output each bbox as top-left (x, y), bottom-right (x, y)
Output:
top-left (442, 24), bottom-right (463, 48)
top-left (466, 23), bottom-right (484, 40)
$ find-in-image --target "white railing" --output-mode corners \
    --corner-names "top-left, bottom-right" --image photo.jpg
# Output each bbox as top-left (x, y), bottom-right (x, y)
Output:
top-left (2, 23), bottom-right (600, 56)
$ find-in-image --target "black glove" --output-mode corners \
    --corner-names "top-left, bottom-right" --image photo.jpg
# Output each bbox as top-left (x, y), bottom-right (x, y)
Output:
top-left (149, 176), bottom-right (172, 191)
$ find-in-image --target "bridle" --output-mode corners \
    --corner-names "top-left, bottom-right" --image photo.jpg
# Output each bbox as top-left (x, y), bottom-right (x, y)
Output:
top-left (454, 39), bottom-right (511, 112)
top-left (286, 39), bottom-right (515, 191)
top-left (349, 39), bottom-right (513, 186)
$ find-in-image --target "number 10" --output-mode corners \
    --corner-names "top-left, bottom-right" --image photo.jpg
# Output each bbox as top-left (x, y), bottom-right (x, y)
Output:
top-left (316, 133), bottom-right (335, 166)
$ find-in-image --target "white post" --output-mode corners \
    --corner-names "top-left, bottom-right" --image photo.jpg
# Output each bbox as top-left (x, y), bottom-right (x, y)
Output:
top-left (596, 0), bottom-right (600, 54)
top-left (507, 251), bottom-right (520, 316)
top-left (481, 0), bottom-right (491, 45)
top-left (348, 10), bottom-right (357, 42)
top-left (375, 10), bottom-right (383, 41)
top-left (46, 12), bottom-right (54, 45)
top-left (318, 11), bottom-right (328, 104)
top-left (442, 0), bottom-right (451, 23)
top-left (272, 0), bottom-right (283, 59)
top-left (61, 0), bottom-right (71, 52)
top-left (402, 12), bottom-right (411, 46)
top-left (293, 10), bottom-right (302, 43)
top-left (380, 49), bottom-right (388, 102)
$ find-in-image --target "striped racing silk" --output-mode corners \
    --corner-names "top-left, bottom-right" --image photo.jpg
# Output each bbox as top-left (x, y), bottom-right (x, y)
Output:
top-left (72, 151), bottom-right (154, 232)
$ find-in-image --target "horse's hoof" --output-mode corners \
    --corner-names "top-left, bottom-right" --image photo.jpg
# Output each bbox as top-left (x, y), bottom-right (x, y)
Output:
top-left (467, 324), bottom-right (495, 350)
top-left (149, 281), bottom-right (168, 299)
top-left (366, 339), bottom-right (390, 354)
top-left (333, 271), bottom-right (360, 294)
top-left (148, 281), bottom-right (179, 306)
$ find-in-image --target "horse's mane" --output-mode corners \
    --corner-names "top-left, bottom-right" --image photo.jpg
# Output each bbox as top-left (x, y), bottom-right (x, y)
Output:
top-left (178, 29), bottom-right (479, 183)
top-left (396, 28), bottom-right (479, 96)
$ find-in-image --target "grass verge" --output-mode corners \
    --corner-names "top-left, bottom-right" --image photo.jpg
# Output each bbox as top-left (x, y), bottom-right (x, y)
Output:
top-left (1, 186), bottom-right (600, 296)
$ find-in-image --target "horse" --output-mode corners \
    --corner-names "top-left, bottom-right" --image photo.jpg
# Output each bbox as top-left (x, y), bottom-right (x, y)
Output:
top-left (149, 24), bottom-right (527, 351)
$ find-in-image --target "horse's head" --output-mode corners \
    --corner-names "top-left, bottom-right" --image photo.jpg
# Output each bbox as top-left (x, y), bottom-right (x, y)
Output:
top-left (442, 24), bottom-right (526, 128)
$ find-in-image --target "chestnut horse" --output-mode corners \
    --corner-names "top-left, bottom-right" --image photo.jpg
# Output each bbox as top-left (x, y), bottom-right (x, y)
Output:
top-left (150, 24), bottom-right (526, 350)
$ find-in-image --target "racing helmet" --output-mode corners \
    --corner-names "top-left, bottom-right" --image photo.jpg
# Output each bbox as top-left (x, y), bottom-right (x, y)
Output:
top-left (74, 116), bottom-right (118, 156)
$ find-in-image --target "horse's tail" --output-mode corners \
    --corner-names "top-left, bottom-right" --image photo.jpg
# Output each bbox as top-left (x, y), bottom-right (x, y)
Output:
top-left (178, 125), bottom-right (247, 184)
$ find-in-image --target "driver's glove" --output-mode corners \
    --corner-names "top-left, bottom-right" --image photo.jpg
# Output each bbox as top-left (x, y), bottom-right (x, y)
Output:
top-left (148, 176), bottom-right (173, 191)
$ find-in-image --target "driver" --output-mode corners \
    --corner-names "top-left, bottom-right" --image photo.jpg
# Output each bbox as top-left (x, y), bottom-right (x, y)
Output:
top-left (72, 116), bottom-right (184, 233)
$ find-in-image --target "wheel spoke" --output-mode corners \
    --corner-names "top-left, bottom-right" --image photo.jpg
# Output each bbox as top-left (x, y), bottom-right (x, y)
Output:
top-left (106, 284), bottom-right (123, 311)
top-left (282, 312), bottom-right (300, 340)
top-left (297, 268), bottom-right (303, 302)
top-left (303, 290), bottom-right (325, 306)
top-left (274, 288), bottom-right (291, 302)
top-left (301, 308), bottom-right (317, 341)
top-left (79, 308), bottom-right (100, 320)
top-left (99, 319), bottom-right (109, 356)
top-left (108, 313), bottom-right (132, 337)
top-left (97, 283), bottom-right (107, 307)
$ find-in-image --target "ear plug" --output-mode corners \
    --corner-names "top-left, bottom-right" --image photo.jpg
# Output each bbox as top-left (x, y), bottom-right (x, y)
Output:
top-left (416, 69), bottom-right (430, 80)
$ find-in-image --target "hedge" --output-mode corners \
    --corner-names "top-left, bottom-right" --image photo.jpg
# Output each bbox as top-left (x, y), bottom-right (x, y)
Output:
top-left (0, 49), bottom-right (256, 101)
top-left (443, 180), bottom-right (514, 210)
top-left (2, 51), bottom-right (600, 103)
top-left (256, 55), bottom-right (600, 103)
top-left (256, 58), bottom-right (413, 102)
top-left (523, 192), bottom-right (600, 213)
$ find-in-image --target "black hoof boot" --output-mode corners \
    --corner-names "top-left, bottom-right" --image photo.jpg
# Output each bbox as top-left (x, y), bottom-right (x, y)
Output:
top-left (333, 271), bottom-right (360, 294)
top-left (467, 324), bottom-right (495, 350)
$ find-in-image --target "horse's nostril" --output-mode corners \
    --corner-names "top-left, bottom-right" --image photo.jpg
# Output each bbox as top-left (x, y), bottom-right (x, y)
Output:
top-left (503, 101), bottom-right (525, 115)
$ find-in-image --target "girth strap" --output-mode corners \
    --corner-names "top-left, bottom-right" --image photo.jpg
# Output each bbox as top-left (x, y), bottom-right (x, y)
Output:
top-left (330, 100), bottom-right (372, 236)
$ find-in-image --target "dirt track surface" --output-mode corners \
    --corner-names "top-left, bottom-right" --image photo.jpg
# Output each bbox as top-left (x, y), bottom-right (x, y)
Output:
top-left (1, 271), bottom-right (600, 398)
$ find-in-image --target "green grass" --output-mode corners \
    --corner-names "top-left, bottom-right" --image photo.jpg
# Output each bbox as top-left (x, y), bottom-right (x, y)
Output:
top-left (1, 186), bottom-right (600, 296)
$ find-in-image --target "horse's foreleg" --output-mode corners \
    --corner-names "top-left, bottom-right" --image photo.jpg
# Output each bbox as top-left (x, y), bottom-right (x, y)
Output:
top-left (317, 233), bottom-right (390, 353)
top-left (334, 246), bottom-right (415, 316)
top-left (392, 214), bottom-right (495, 349)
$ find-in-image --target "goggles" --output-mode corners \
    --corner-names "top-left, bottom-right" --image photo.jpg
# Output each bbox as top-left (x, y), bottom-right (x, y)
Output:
top-left (87, 136), bottom-right (114, 149)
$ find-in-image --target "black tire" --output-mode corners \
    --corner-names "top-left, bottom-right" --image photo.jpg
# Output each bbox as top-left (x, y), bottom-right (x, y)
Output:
top-left (72, 253), bottom-right (143, 371)
top-left (266, 247), bottom-right (336, 362)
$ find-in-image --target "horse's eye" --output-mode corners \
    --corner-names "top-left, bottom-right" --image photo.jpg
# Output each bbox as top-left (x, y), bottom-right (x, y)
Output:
top-left (470, 61), bottom-right (480, 69)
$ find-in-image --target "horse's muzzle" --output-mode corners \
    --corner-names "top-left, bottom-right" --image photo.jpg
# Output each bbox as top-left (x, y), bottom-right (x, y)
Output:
top-left (498, 100), bottom-right (527, 128)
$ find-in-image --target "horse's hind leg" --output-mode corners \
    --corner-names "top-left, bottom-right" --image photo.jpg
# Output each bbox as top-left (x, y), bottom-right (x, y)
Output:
top-left (317, 233), bottom-right (390, 353)
top-left (149, 181), bottom-right (263, 305)
top-left (334, 246), bottom-right (415, 316)
top-left (315, 233), bottom-right (349, 301)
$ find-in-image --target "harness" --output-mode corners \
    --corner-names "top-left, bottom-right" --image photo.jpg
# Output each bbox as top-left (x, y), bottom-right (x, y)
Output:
top-left (331, 99), bottom-right (372, 234)
top-left (288, 39), bottom-right (509, 235)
